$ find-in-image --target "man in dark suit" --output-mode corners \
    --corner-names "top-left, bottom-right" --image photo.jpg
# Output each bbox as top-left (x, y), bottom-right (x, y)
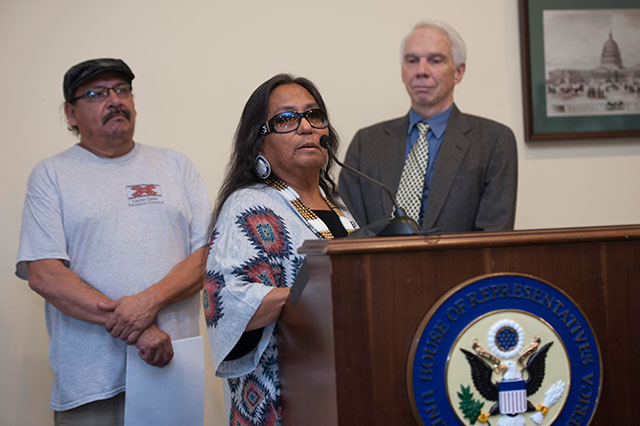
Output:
top-left (339, 21), bottom-right (517, 233)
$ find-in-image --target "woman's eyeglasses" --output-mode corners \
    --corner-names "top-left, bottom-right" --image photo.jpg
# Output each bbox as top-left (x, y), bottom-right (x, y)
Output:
top-left (260, 109), bottom-right (329, 135)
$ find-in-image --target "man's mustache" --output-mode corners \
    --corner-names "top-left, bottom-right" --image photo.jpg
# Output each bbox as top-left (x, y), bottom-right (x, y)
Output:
top-left (102, 107), bottom-right (131, 124)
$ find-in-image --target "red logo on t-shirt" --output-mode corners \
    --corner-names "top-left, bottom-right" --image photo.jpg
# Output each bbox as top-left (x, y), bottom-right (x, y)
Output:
top-left (127, 184), bottom-right (162, 199)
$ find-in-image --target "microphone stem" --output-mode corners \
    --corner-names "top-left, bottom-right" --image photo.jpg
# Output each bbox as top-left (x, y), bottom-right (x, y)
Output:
top-left (329, 152), bottom-right (399, 214)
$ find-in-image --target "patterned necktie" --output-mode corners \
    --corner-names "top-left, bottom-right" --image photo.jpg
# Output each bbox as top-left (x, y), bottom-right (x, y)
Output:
top-left (396, 122), bottom-right (429, 222)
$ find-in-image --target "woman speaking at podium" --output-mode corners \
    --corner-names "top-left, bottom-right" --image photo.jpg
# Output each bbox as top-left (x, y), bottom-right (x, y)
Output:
top-left (203, 73), bottom-right (357, 424)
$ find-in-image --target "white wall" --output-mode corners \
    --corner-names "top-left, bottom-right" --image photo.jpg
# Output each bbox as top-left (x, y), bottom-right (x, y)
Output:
top-left (1, 1), bottom-right (639, 425)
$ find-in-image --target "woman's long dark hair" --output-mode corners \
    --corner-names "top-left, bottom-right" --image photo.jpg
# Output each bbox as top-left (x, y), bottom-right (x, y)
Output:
top-left (208, 74), bottom-right (341, 234)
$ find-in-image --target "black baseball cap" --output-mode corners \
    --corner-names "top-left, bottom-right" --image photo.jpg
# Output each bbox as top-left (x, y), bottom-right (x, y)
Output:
top-left (63, 58), bottom-right (135, 102)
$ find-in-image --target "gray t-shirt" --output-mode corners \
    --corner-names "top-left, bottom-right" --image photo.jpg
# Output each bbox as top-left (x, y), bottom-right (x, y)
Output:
top-left (16, 143), bottom-right (210, 411)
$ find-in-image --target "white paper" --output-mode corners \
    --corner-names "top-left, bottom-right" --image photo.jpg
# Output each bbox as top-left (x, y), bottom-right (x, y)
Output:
top-left (125, 336), bottom-right (204, 426)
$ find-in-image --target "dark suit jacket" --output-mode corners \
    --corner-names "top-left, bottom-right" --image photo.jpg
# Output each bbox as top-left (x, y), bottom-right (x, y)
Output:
top-left (339, 105), bottom-right (517, 233)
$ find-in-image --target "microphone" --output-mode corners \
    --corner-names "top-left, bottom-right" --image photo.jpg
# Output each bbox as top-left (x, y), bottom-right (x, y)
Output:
top-left (320, 135), bottom-right (420, 237)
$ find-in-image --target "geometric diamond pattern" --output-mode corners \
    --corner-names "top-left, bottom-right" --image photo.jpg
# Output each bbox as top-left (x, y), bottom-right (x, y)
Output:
top-left (236, 207), bottom-right (291, 260)
top-left (203, 270), bottom-right (225, 328)
top-left (233, 257), bottom-right (286, 288)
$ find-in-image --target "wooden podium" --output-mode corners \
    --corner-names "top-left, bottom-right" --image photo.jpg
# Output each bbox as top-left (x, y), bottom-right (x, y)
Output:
top-left (277, 225), bottom-right (640, 425)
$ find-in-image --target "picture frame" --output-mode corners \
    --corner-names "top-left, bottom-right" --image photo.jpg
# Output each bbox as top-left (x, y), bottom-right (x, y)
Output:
top-left (519, 0), bottom-right (640, 141)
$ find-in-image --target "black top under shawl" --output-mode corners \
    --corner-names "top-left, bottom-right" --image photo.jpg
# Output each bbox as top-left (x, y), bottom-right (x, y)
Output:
top-left (312, 209), bottom-right (348, 238)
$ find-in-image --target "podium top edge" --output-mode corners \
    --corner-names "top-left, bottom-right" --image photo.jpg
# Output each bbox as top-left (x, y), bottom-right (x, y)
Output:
top-left (298, 224), bottom-right (640, 255)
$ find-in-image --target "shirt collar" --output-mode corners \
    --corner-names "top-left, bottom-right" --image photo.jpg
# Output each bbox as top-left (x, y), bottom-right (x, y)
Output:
top-left (407, 104), bottom-right (454, 139)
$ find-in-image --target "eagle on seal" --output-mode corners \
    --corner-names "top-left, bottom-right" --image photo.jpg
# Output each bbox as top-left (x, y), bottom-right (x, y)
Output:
top-left (460, 341), bottom-right (553, 416)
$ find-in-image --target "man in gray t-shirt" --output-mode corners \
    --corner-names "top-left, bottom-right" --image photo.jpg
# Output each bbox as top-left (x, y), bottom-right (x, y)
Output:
top-left (15, 58), bottom-right (210, 426)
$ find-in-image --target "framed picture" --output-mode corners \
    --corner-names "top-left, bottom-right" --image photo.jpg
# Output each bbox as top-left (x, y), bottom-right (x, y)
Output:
top-left (519, 0), bottom-right (640, 141)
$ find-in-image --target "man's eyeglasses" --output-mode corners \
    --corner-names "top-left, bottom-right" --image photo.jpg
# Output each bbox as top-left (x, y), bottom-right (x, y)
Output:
top-left (260, 109), bottom-right (329, 135)
top-left (70, 84), bottom-right (132, 103)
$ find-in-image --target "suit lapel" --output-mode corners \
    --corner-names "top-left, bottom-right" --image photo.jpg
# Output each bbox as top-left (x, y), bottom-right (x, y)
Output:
top-left (379, 115), bottom-right (409, 215)
top-left (422, 106), bottom-right (472, 230)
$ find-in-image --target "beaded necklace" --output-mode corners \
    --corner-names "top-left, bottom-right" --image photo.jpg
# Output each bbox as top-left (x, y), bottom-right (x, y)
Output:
top-left (266, 176), bottom-right (356, 239)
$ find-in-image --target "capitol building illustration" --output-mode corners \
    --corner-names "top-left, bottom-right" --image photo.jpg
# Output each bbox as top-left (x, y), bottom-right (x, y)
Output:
top-left (548, 31), bottom-right (640, 84)
top-left (545, 30), bottom-right (640, 116)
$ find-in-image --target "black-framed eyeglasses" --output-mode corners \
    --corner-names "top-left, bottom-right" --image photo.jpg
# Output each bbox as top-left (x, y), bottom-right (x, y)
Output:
top-left (70, 83), bottom-right (132, 103)
top-left (260, 108), bottom-right (329, 135)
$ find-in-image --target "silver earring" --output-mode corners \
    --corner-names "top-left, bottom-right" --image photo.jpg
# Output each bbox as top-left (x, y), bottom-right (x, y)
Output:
top-left (255, 154), bottom-right (271, 179)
